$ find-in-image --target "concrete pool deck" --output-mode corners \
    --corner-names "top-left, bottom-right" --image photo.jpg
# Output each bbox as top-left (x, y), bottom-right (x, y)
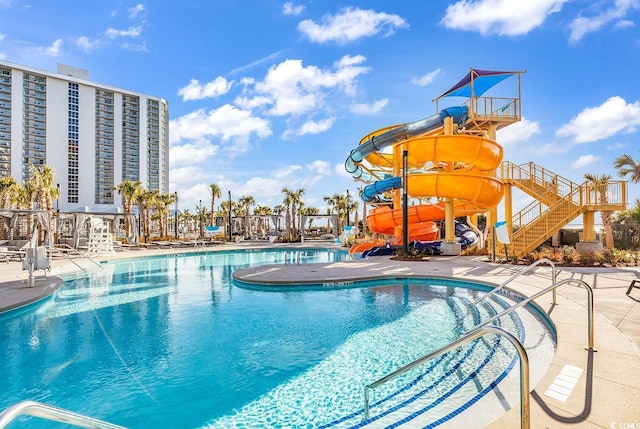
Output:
top-left (1, 241), bottom-right (639, 428)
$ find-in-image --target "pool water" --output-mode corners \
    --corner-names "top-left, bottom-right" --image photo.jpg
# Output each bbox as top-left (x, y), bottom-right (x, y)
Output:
top-left (0, 249), bottom-right (554, 428)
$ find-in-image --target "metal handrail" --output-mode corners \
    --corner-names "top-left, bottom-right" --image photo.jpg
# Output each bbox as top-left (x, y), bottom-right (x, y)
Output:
top-left (0, 400), bottom-right (125, 429)
top-left (363, 278), bottom-right (596, 427)
top-left (466, 278), bottom-right (595, 351)
top-left (49, 244), bottom-right (103, 273)
top-left (474, 258), bottom-right (557, 306)
top-left (363, 326), bottom-right (530, 428)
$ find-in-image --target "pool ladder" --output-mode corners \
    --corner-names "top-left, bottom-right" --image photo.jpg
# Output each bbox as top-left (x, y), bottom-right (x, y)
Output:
top-left (0, 400), bottom-right (124, 428)
top-left (363, 275), bottom-right (596, 429)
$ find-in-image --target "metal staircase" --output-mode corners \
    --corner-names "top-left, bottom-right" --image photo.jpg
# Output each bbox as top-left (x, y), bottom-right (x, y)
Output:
top-left (498, 161), bottom-right (626, 258)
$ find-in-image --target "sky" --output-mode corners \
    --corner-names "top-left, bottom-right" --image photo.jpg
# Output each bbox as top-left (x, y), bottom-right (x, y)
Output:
top-left (1, 0), bottom-right (640, 222)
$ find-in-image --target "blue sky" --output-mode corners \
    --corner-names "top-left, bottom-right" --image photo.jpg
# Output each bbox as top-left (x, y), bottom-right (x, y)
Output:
top-left (1, 0), bottom-right (639, 220)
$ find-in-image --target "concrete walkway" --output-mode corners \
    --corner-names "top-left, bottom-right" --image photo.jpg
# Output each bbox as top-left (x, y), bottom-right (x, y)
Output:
top-left (1, 243), bottom-right (639, 428)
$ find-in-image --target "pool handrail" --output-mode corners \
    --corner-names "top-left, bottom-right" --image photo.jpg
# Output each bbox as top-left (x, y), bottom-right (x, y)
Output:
top-left (466, 278), bottom-right (594, 351)
top-left (363, 277), bottom-right (595, 427)
top-left (0, 400), bottom-right (125, 429)
top-left (473, 258), bottom-right (557, 306)
top-left (363, 325), bottom-right (531, 428)
top-left (48, 244), bottom-right (103, 274)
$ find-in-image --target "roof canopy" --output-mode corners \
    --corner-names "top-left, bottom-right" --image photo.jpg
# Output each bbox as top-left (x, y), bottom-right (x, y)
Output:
top-left (437, 68), bottom-right (518, 99)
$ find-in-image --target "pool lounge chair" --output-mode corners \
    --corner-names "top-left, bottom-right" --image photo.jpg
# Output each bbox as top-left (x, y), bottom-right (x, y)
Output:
top-left (0, 241), bottom-right (31, 262)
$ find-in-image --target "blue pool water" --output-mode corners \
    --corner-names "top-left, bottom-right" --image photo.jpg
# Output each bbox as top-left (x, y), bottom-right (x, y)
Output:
top-left (0, 248), bottom-right (553, 428)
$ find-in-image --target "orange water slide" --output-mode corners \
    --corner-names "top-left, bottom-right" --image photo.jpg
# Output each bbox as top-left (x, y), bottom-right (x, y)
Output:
top-left (359, 134), bottom-right (504, 246)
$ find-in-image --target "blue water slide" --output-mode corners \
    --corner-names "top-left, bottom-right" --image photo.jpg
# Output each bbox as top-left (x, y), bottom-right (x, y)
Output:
top-left (361, 176), bottom-right (401, 203)
top-left (345, 106), bottom-right (468, 184)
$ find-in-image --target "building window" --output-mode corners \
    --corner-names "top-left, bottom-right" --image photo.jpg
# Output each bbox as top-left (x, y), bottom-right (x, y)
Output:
top-left (67, 82), bottom-right (79, 203)
top-left (22, 73), bottom-right (46, 182)
top-left (95, 89), bottom-right (115, 204)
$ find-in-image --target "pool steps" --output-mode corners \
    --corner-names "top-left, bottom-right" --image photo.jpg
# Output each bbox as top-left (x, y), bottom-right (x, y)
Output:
top-left (321, 291), bottom-right (525, 428)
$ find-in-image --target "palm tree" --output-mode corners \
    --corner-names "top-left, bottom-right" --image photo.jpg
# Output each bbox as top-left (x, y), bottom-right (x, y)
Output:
top-left (218, 200), bottom-right (236, 238)
top-left (135, 190), bottom-right (157, 242)
top-left (300, 206), bottom-right (319, 231)
top-left (28, 164), bottom-right (59, 211)
top-left (0, 176), bottom-right (17, 209)
top-left (325, 193), bottom-right (348, 231)
top-left (178, 209), bottom-right (191, 237)
top-left (14, 182), bottom-right (34, 209)
top-left (272, 204), bottom-right (285, 233)
top-left (238, 195), bottom-right (255, 237)
top-left (614, 152), bottom-right (640, 183)
top-left (614, 198), bottom-right (640, 224)
top-left (114, 180), bottom-right (144, 238)
top-left (27, 164), bottom-right (59, 242)
top-left (585, 173), bottom-right (614, 249)
top-left (153, 192), bottom-right (177, 237)
top-left (253, 205), bottom-right (272, 235)
top-left (323, 194), bottom-right (339, 232)
top-left (195, 204), bottom-right (208, 238)
top-left (358, 187), bottom-right (368, 236)
top-left (290, 188), bottom-right (305, 237)
top-left (281, 187), bottom-right (292, 240)
top-left (0, 177), bottom-right (17, 239)
top-left (208, 183), bottom-right (221, 226)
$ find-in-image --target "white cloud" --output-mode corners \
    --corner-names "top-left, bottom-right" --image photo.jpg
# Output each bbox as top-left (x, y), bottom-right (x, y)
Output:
top-left (242, 177), bottom-right (288, 199)
top-left (170, 105), bottom-right (272, 153)
top-left (569, 1), bottom-right (639, 43)
top-left (556, 96), bottom-right (640, 143)
top-left (0, 33), bottom-right (5, 42)
top-left (298, 7), bottom-right (408, 44)
top-left (283, 2), bottom-right (304, 16)
top-left (334, 163), bottom-right (352, 178)
top-left (300, 174), bottom-right (324, 189)
top-left (273, 165), bottom-right (302, 178)
top-left (246, 56), bottom-right (370, 117)
top-left (294, 117), bottom-right (336, 136)
top-left (571, 154), bottom-right (602, 169)
top-left (170, 166), bottom-right (210, 184)
top-left (497, 117), bottom-right (541, 146)
top-left (128, 4), bottom-right (145, 19)
top-left (76, 36), bottom-right (98, 52)
top-left (605, 141), bottom-right (628, 150)
top-left (227, 50), bottom-right (287, 76)
top-left (350, 98), bottom-right (388, 115)
top-left (38, 38), bottom-right (62, 56)
top-left (105, 26), bottom-right (143, 39)
top-left (234, 95), bottom-right (271, 110)
top-left (169, 138), bottom-right (220, 167)
top-left (306, 160), bottom-right (332, 175)
top-left (441, 0), bottom-right (568, 36)
top-left (411, 69), bottom-right (441, 86)
top-left (334, 54), bottom-right (366, 68)
top-left (615, 19), bottom-right (635, 29)
top-left (178, 77), bottom-right (233, 101)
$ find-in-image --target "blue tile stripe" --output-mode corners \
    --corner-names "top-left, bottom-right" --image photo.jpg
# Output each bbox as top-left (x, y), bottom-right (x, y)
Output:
top-left (321, 290), bottom-right (530, 429)
top-left (318, 295), bottom-right (479, 429)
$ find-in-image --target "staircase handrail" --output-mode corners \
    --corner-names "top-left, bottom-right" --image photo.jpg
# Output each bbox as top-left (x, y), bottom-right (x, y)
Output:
top-left (501, 161), bottom-right (577, 199)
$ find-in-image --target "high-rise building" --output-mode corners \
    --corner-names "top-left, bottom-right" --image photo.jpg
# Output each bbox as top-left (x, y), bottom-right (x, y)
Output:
top-left (0, 60), bottom-right (169, 212)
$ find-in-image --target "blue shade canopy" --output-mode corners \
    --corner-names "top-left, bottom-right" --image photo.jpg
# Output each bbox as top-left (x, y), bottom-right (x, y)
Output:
top-left (438, 69), bottom-right (517, 99)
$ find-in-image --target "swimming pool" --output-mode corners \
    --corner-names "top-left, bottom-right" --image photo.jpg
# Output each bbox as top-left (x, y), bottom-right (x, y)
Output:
top-left (0, 248), bottom-right (556, 428)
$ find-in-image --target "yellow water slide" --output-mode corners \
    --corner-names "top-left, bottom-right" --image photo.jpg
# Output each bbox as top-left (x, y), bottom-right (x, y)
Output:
top-left (354, 127), bottom-right (504, 241)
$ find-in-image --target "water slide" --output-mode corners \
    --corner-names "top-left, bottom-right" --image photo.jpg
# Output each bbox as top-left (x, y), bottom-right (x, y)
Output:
top-left (346, 106), bottom-right (504, 254)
